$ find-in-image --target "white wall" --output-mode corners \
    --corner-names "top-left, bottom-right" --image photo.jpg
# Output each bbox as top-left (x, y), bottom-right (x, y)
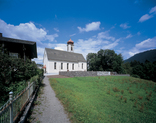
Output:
top-left (47, 60), bottom-right (87, 73)
top-left (67, 44), bottom-right (74, 52)
top-left (43, 50), bottom-right (48, 73)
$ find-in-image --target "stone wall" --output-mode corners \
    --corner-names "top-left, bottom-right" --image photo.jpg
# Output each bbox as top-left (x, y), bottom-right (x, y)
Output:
top-left (59, 71), bottom-right (130, 77)
top-left (59, 71), bottom-right (97, 77)
top-left (97, 71), bottom-right (110, 76)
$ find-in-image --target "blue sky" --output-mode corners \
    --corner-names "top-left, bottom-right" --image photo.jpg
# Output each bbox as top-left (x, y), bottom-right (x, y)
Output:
top-left (0, 0), bottom-right (156, 64)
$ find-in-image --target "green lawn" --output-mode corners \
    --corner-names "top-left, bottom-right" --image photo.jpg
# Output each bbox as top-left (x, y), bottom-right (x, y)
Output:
top-left (49, 76), bottom-right (156, 123)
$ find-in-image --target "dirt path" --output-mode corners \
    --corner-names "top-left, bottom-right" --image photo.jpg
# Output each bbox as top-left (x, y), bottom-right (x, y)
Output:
top-left (27, 76), bottom-right (70, 123)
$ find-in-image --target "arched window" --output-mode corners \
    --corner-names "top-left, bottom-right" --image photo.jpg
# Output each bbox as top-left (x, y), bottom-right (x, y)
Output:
top-left (82, 63), bottom-right (83, 69)
top-left (71, 46), bottom-right (73, 51)
top-left (72, 64), bottom-right (74, 70)
top-left (54, 62), bottom-right (56, 69)
top-left (67, 63), bottom-right (69, 70)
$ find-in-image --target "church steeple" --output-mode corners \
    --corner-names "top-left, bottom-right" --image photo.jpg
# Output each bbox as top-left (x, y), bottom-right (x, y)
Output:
top-left (67, 38), bottom-right (74, 52)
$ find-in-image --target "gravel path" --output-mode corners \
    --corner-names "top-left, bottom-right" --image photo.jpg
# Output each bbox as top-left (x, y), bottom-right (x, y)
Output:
top-left (47, 75), bottom-right (70, 78)
top-left (27, 77), bottom-right (70, 123)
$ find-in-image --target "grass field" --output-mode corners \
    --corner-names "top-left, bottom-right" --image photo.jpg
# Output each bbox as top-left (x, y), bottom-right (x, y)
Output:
top-left (49, 76), bottom-right (156, 123)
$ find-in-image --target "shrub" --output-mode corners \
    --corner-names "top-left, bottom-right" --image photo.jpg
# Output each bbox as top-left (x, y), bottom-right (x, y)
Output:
top-left (107, 89), bottom-right (110, 94)
top-left (113, 87), bottom-right (120, 92)
top-left (138, 95), bottom-right (143, 100)
top-left (124, 98), bottom-right (127, 103)
top-left (146, 95), bottom-right (151, 101)
top-left (130, 96), bottom-right (135, 101)
top-left (129, 90), bottom-right (133, 94)
top-left (120, 96), bottom-right (123, 100)
top-left (0, 46), bottom-right (42, 104)
top-left (139, 103), bottom-right (144, 112)
top-left (134, 100), bottom-right (137, 107)
top-left (131, 74), bottom-right (140, 78)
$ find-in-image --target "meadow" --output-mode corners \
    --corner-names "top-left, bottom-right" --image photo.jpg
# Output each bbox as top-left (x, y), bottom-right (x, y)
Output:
top-left (49, 76), bottom-right (156, 123)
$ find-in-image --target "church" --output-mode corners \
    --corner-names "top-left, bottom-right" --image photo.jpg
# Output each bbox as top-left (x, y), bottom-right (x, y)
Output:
top-left (43, 39), bottom-right (87, 75)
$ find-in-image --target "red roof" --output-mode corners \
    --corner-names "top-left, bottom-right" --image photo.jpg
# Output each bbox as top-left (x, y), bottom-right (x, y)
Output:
top-left (43, 65), bottom-right (46, 68)
top-left (67, 38), bottom-right (74, 44)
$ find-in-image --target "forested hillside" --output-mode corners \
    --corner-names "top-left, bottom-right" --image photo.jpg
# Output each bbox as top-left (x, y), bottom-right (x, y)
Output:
top-left (87, 49), bottom-right (156, 82)
top-left (124, 49), bottom-right (156, 63)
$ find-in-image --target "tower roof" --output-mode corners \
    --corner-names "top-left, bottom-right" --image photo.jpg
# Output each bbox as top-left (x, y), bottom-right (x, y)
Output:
top-left (67, 38), bottom-right (74, 44)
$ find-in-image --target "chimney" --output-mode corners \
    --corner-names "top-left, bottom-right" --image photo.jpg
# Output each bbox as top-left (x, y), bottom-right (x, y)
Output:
top-left (0, 33), bottom-right (2, 37)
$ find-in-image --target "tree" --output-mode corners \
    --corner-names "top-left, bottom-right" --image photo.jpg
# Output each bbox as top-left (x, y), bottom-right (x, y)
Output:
top-left (132, 64), bottom-right (144, 78)
top-left (86, 49), bottom-right (124, 73)
top-left (122, 62), bottom-right (132, 74)
top-left (86, 53), bottom-right (99, 71)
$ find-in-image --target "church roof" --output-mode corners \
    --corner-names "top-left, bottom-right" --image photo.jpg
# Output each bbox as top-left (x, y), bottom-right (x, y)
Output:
top-left (45, 48), bottom-right (86, 63)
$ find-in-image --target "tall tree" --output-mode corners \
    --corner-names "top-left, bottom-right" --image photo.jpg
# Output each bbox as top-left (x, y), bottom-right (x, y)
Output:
top-left (86, 53), bottom-right (98, 71)
top-left (87, 49), bottom-right (124, 73)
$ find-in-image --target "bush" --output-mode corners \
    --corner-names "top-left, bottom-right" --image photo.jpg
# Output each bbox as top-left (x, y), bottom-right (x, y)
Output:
top-left (131, 74), bottom-right (140, 78)
top-left (0, 46), bottom-right (43, 104)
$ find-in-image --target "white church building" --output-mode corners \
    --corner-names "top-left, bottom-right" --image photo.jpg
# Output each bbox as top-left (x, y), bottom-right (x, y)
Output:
top-left (43, 39), bottom-right (87, 75)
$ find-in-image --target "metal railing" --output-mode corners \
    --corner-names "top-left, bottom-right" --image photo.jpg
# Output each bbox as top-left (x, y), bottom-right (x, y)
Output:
top-left (0, 78), bottom-right (40, 123)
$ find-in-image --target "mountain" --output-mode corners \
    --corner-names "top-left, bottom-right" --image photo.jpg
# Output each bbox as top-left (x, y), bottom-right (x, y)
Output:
top-left (124, 49), bottom-right (156, 63)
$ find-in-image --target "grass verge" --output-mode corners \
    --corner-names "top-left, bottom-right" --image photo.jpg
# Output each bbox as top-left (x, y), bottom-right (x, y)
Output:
top-left (50, 76), bottom-right (156, 123)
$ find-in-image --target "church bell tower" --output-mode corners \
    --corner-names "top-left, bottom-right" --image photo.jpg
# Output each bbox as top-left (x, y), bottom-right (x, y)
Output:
top-left (67, 38), bottom-right (74, 52)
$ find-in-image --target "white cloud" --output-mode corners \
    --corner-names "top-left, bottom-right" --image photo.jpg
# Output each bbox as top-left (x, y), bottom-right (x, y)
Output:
top-left (139, 6), bottom-right (156, 23)
top-left (139, 14), bottom-right (153, 22)
top-left (54, 31), bottom-right (120, 59)
top-left (97, 31), bottom-right (115, 41)
top-left (54, 44), bottom-right (67, 51)
top-left (137, 32), bottom-right (141, 36)
top-left (149, 6), bottom-right (156, 14)
top-left (54, 47), bottom-right (64, 51)
top-left (54, 28), bottom-right (59, 32)
top-left (46, 34), bottom-right (58, 42)
top-left (126, 34), bottom-right (133, 39)
top-left (120, 37), bottom-right (156, 60)
top-left (135, 37), bottom-right (156, 49)
top-left (70, 33), bottom-right (76, 37)
top-left (128, 37), bottom-right (156, 57)
top-left (102, 39), bottom-right (119, 49)
top-left (32, 47), bottom-right (45, 64)
top-left (0, 19), bottom-right (59, 64)
top-left (77, 21), bottom-right (101, 33)
top-left (0, 19), bottom-right (58, 42)
top-left (120, 23), bottom-right (131, 29)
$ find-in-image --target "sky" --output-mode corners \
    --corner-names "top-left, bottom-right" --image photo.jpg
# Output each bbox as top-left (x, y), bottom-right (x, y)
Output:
top-left (0, 0), bottom-right (156, 64)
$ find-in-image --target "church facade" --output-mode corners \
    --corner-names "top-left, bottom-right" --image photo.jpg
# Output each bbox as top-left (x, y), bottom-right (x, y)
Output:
top-left (43, 39), bottom-right (87, 74)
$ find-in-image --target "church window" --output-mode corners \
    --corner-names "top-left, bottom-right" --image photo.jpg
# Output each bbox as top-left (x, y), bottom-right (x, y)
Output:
top-left (82, 63), bottom-right (83, 69)
top-left (54, 62), bottom-right (56, 69)
top-left (72, 64), bottom-right (74, 70)
top-left (61, 63), bottom-right (63, 69)
top-left (71, 46), bottom-right (73, 51)
top-left (67, 63), bottom-right (69, 70)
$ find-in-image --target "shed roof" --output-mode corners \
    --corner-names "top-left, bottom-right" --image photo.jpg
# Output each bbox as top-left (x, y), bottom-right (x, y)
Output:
top-left (0, 36), bottom-right (37, 59)
top-left (45, 48), bottom-right (86, 63)
top-left (0, 37), bottom-right (36, 45)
